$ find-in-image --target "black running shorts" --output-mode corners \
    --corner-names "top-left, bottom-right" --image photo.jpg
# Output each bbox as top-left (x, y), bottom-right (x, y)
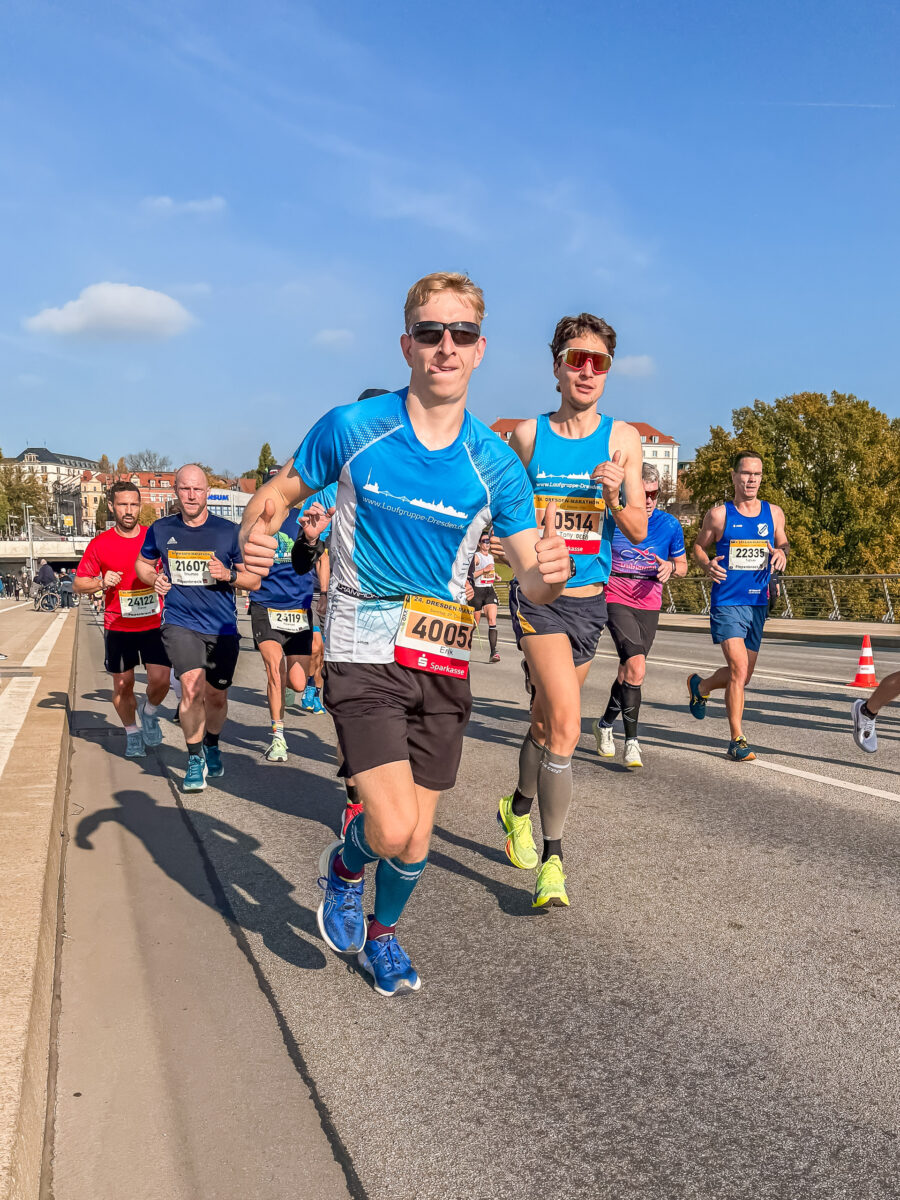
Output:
top-left (161, 624), bottom-right (241, 690)
top-left (509, 580), bottom-right (607, 667)
top-left (248, 600), bottom-right (313, 657)
top-left (606, 603), bottom-right (660, 664)
top-left (471, 584), bottom-right (499, 611)
top-left (323, 661), bottom-right (473, 792)
top-left (104, 627), bottom-right (170, 675)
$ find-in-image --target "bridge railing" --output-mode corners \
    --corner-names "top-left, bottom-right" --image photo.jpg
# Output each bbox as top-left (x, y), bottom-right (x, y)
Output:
top-left (489, 574), bottom-right (900, 624)
top-left (661, 574), bottom-right (900, 623)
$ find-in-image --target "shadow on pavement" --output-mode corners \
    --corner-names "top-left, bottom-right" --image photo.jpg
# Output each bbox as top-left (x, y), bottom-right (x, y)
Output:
top-left (74, 788), bottom-right (328, 971)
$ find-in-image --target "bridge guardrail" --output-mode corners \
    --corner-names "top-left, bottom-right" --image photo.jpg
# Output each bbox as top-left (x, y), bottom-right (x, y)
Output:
top-left (489, 575), bottom-right (900, 624)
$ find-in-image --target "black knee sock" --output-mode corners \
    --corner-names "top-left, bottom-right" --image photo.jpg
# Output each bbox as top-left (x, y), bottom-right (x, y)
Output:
top-left (542, 838), bottom-right (562, 863)
top-left (488, 625), bottom-right (498, 654)
top-left (602, 678), bottom-right (624, 726)
top-left (204, 731), bottom-right (219, 747)
top-left (620, 683), bottom-right (642, 740)
top-left (344, 782), bottom-right (358, 803)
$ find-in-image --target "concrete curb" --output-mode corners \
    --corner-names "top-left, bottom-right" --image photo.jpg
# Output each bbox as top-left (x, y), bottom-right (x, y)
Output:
top-left (0, 613), bottom-right (77, 1200)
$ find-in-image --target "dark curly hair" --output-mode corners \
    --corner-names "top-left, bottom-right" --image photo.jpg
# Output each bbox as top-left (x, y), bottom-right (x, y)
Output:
top-left (550, 313), bottom-right (617, 361)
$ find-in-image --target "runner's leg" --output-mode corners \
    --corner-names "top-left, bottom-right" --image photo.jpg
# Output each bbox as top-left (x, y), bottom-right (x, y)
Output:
top-left (178, 667), bottom-right (208, 750)
top-left (111, 669), bottom-right (138, 729)
top-left (145, 663), bottom-right (170, 708)
top-left (718, 638), bottom-right (754, 740)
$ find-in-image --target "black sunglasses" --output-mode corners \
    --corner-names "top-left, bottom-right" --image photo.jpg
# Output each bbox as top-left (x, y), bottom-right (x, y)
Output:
top-left (408, 321), bottom-right (481, 347)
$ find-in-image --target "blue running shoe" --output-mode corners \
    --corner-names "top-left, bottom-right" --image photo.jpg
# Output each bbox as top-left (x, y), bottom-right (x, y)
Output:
top-left (310, 691), bottom-right (326, 715)
top-left (727, 735), bottom-right (756, 762)
top-left (182, 753), bottom-right (208, 792)
top-left (125, 730), bottom-right (146, 758)
top-left (138, 697), bottom-right (163, 747)
top-left (316, 839), bottom-right (366, 953)
top-left (300, 685), bottom-right (317, 713)
top-left (358, 933), bottom-right (421, 997)
top-left (204, 744), bottom-right (224, 777)
top-left (687, 673), bottom-right (708, 720)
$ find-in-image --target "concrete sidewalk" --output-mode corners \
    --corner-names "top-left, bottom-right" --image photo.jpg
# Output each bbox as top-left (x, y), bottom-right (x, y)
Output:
top-left (49, 611), bottom-right (353, 1200)
top-left (0, 607), bottom-right (76, 1200)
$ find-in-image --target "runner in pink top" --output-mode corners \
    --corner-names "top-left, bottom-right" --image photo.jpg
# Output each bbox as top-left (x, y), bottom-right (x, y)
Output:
top-left (593, 464), bottom-right (687, 768)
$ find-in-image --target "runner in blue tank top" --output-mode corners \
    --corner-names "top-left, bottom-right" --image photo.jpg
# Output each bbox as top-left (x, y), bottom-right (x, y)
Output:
top-left (687, 450), bottom-right (789, 761)
top-left (497, 312), bottom-right (647, 910)
top-left (238, 273), bottom-right (571, 997)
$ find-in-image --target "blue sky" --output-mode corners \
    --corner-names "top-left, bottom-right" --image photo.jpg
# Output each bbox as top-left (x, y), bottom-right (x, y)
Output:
top-left (1, 0), bottom-right (897, 473)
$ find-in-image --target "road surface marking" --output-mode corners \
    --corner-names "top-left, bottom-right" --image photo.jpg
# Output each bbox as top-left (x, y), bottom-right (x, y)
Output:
top-left (752, 759), bottom-right (900, 805)
top-left (592, 649), bottom-right (862, 692)
top-left (23, 610), bottom-right (69, 667)
top-left (0, 677), bottom-right (40, 778)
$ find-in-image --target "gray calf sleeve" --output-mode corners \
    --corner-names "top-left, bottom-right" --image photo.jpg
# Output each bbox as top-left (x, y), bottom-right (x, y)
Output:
top-left (537, 749), bottom-right (573, 840)
top-left (517, 731), bottom-right (545, 798)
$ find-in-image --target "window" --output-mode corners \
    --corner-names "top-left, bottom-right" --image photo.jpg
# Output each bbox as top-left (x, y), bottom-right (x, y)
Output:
top-left (651, 435), bottom-right (659, 444)
top-left (652, 450), bottom-right (658, 457)
top-left (640, 436), bottom-right (647, 444)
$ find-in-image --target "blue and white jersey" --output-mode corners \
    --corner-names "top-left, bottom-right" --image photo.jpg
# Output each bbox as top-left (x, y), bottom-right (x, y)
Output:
top-left (711, 500), bottom-right (774, 608)
top-left (292, 389), bottom-right (536, 663)
top-left (527, 412), bottom-right (616, 588)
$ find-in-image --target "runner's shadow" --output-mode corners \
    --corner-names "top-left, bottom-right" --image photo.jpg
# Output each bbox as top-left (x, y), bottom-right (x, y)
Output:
top-left (74, 788), bottom-right (327, 970)
top-left (431, 825), bottom-right (535, 917)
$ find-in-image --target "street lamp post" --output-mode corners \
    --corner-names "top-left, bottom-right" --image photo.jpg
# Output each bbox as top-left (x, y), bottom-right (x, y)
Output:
top-left (23, 504), bottom-right (35, 580)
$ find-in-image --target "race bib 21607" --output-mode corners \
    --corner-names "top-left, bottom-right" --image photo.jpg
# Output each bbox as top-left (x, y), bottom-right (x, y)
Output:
top-left (168, 550), bottom-right (214, 587)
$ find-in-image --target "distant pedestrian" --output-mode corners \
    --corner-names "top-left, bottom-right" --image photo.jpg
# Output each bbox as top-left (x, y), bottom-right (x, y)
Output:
top-left (59, 569), bottom-right (75, 608)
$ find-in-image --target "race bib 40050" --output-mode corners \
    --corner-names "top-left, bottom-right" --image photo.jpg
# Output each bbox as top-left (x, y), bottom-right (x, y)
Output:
top-left (728, 540), bottom-right (769, 571)
top-left (168, 550), bottom-right (214, 586)
top-left (393, 595), bottom-right (475, 679)
top-left (118, 588), bottom-right (160, 619)
top-left (534, 495), bottom-right (606, 554)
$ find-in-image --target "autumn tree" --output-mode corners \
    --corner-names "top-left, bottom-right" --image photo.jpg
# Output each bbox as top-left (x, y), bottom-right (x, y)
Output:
top-left (254, 443), bottom-right (278, 486)
top-left (138, 504), bottom-right (158, 526)
top-left (127, 450), bottom-right (172, 472)
top-left (683, 392), bottom-right (900, 575)
top-left (0, 464), bottom-right (49, 531)
top-left (97, 454), bottom-right (112, 475)
top-left (95, 495), bottom-right (109, 530)
top-left (115, 456), bottom-right (128, 476)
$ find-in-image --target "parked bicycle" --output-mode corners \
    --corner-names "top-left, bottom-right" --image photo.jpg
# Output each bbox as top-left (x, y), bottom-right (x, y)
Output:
top-left (34, 585), bottom-right (60, 613)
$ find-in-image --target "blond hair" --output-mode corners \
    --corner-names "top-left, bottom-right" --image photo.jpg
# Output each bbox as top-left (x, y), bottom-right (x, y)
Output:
top-left (404, 272), bottom-right (485, 330)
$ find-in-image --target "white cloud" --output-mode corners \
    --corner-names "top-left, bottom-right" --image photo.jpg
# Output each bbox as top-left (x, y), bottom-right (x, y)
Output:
top-left (142, 195), bottom-right (227, 216)
top-left (313, 328), bottom-right (354, 347)
top-left (23, 283), bottom-right (195, 340)
top-left (15, 372), bottom-right (44, 388)
top-left (615, 355), bottom-right (655, 378)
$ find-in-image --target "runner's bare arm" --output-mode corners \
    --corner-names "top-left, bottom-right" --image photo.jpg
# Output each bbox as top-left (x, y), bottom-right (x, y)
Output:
top-left (134, 555), bottom-right (160, 587)
top-left (239, 460), bottom-right (317, 577)
top-left (693, 506), bottom-right (727, 579)
top-left (594, 421), bottom-right (647, 544)
top-left (769, 504), bottom-right (789, 571)
top-left (233, 563), bottom-right (261, 591)
top-left (507, 419), bottom-right (538, 470)
top-left (501, 502), bottom-right (570, 605)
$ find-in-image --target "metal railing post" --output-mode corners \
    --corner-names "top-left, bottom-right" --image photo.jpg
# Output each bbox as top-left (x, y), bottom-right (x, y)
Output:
top-left (827, 579), bottom-right (841, 621)
top-left (665, 582), bottom-right (676, 614)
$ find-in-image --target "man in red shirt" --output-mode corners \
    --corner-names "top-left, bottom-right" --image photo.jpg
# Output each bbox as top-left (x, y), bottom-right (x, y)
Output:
top-left (75, 481), bottom-right (170, 757)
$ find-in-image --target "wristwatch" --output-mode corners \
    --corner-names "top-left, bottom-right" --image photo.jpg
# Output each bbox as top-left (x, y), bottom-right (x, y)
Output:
top-left (568, 555), bottom-right (576, 579)
top-left (228, 567), bottom-right (238, 585)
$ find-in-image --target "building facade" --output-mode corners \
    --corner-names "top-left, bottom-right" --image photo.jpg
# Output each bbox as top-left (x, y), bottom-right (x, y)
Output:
top-left (631, 423), bottom-right (680, 483)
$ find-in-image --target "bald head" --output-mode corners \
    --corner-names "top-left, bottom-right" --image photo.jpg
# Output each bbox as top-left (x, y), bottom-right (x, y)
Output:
top-left (175, 463), bottom-right (209, 521)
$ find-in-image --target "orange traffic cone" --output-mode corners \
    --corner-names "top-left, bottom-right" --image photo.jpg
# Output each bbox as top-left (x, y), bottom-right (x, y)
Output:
top-left (849, 635), bottom-right (879, 688)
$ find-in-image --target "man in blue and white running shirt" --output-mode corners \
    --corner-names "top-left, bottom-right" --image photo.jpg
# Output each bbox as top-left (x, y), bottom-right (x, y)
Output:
top-left (239, 272), bottom-right (571, 997)
top-left (136, 464), bottom-right (259, 792)
top-left (497, 312), bottom-right (646, 910)
top-left (687, 451), bottom-right (789, 761)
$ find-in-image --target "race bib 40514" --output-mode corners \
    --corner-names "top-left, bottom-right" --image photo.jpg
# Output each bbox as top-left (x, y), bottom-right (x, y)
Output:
top-left (534, 495), bottom-right (606, 554)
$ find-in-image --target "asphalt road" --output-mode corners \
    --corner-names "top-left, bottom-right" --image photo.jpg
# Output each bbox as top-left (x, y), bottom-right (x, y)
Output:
top-left (63, 609), bottom-right (900, 1198)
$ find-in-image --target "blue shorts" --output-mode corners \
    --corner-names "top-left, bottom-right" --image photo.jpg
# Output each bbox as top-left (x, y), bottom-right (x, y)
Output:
top-left (710, 604), bottom-right (767, 653)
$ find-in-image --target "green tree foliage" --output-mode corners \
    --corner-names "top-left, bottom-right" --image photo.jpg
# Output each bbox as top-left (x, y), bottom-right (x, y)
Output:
top-left (0, 464), bottom-right (49, 532)
top-left (255, 443), bottom-right (278, 486)
top-left (683, 392), bottom-right (900, 575)
top-left (95, 495), bottom-right (109, 530)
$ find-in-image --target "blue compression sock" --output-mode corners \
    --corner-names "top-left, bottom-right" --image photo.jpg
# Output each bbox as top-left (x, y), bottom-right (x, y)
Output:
top-left (373, 855), bottom-right (428, 927)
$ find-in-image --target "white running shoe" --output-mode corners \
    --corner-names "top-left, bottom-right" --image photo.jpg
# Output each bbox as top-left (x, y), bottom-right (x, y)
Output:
top-left (624, 739), bottom-right (643, 769)
top-left (851, 698), bottom-right (878, 753)
top-left (592, 719), bottom-right (615, 758)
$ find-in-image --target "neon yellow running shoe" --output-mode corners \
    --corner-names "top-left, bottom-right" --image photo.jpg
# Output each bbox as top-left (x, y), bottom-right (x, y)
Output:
top-left (496, 795), bottom-right (539, 869)
top-left (532, 855), bottom-right (569, 909)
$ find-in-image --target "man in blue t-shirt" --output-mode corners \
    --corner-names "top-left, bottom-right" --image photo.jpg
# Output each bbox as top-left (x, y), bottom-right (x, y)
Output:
top-left (687, 451), bottom-right (789, 761)
top-left (593, 463), bottom-right (687, 768)
top-left (136, 463), bottom-right (259, 791)
top-left (239, 272), bottom-right (571, 998)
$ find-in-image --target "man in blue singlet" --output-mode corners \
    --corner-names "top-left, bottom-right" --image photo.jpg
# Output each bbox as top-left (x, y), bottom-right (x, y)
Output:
top-left (239, 272), bottom-right (571, 996)
top-left (687, 451), bottom-right (789, 760)
top-left (497, 312), bottom-right (646, 909)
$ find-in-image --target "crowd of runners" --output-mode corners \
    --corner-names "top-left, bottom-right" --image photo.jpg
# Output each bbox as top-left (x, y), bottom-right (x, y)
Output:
top-left (67, 270), bottom-right (895, 998)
